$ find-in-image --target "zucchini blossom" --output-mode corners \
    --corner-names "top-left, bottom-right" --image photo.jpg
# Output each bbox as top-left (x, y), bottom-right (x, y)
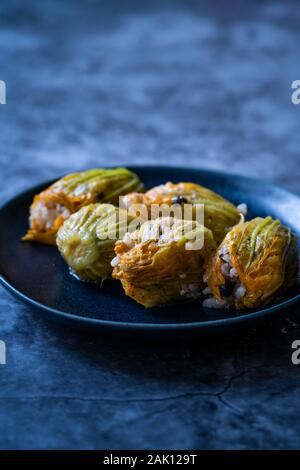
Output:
top-left (206, 217), bottom-right (299, 309)
top-left (23, 168), bottom-right (143, 245)
top-left (57, 203), bottom-right (132, 281)
top-left (112, 217), bottom-right (216, 308)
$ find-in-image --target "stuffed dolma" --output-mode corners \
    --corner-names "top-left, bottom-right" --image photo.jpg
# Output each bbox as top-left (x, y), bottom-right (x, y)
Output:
top-left (121, 182), bottom-right (241, 244)
top-left (112, 217), bottom-right (216, 308)
top-left (56, 203), bottom-right (132, 282)
top-left (205, 217), bottom-right (299, 309)
top-left (23, 168), bottom-right (143, 245)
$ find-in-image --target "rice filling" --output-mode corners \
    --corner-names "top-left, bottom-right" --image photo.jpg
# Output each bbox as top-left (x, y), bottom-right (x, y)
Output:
top-left (202, 243), bottom-right (246, 309)
top-left (218, 244), bottom-right (246, 306)
top-left (30, 200), bottom-right (70, 231)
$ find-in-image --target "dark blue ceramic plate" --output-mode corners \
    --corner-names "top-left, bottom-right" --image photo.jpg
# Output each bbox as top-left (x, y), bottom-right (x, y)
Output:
top-left (0, 166), bottom-right (299, 336)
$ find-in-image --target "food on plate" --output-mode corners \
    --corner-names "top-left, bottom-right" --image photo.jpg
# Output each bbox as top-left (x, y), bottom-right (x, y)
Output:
top-left (112, 217), bottom-right (216, 308)
top-left (23, 168), bottom-right (143, 245)
top-left (22, 165), bottom-right (299, 313)
top-left (205, 217), bottom-right (299, 309)
top-left (57, 203), bottom-right (132, 282)
top-left (121, 182), bottom-right (241, 244)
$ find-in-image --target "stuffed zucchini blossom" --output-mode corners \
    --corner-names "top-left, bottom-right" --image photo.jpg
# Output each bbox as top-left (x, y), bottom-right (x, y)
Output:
top-left (23, 168), bottom-right (143, 245)
top-left (120, 182), bottom-right (241, 245)
top-left (57, 203), bottom-right (133, 282)
top-left (112, 217), bottom-right (216, 308)
top-left (205, 217), bottom-right (299, 309)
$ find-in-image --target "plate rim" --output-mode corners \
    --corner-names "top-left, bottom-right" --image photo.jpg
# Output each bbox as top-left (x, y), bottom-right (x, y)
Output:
top-left (0, 164), bottom-right (299, 331)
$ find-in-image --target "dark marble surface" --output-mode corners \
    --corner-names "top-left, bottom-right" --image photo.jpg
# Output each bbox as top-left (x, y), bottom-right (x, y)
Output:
top-left (1, 0), bottom-right (300, 449)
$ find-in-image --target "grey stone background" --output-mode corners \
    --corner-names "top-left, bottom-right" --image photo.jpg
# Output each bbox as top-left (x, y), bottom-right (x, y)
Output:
top-left (1, 0), bottom-right (300, 449)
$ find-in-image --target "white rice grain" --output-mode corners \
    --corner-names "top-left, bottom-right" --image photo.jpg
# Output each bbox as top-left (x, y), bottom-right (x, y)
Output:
top-left (235, 285), bottom-right (246, 299)
top-left (180, 283), bottom-right (201, 299)
top-left (123, 232), bottom-right (133, 247)
top-left (221, 263), bottom-right (231, 277)
top-left (110, 256), bottom-right (120, 267)
top-left (202, 297), bottom-right (228, 309)
top-left (229, 267), bottom-right (238, 279)
top-left (202, 287), bottom-right (212, 296)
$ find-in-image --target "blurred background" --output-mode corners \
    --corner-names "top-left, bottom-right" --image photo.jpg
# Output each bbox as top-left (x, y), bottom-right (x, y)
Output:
top-left (1, 0), bottom-right (299, 201)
